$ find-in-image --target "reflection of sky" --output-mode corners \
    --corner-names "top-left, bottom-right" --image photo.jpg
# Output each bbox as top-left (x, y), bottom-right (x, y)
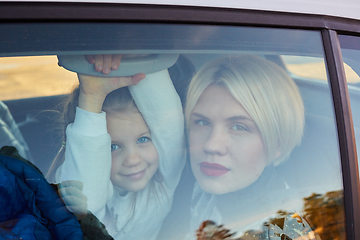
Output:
top-left (344, 47), bottom-right (360, 176)
top-left (282, 55), bottom-right (323, 64)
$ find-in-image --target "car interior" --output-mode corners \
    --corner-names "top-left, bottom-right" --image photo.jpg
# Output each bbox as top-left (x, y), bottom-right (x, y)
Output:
top-left (0, 53), bottom-right (345, 185)
top-left (1, 22), bottom-right (354, 239)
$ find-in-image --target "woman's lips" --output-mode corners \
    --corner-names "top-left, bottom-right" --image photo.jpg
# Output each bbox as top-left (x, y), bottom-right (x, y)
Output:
top-left (199, 162), bottom-right (229, 177)
top-left (122, 169), bottom-right (145, 180)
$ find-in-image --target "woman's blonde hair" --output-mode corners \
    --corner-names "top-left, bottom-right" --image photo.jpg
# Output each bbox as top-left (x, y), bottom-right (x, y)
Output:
top-left (185, 55), bottom-right (304, 166)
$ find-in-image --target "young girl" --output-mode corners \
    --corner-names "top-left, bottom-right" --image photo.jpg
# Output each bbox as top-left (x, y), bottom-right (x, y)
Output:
top-left (52, 56), bottom-right (186, 240)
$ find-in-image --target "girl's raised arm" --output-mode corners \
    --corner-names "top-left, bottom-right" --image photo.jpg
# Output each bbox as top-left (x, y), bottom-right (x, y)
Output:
top-left (129, 69), bottom-right (186, 190)
top-left (77, 73), bottom-right (144, 113)
top-left (56, 56), bottom-right (145, 218)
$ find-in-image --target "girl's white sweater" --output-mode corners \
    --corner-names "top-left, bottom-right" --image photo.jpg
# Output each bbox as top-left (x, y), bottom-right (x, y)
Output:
top-left (56, 70), bottom-right (186, 240)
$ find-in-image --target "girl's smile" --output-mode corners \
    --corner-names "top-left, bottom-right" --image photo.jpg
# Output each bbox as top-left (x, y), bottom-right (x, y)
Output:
top-left (121, 169), bottom-right (146, 180)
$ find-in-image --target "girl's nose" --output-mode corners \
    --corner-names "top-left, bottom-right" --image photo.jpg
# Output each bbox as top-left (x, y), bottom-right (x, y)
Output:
top-left (203, 128), bottom-right (227, 156)
top-left (123, 150), bottom-right (142, 167)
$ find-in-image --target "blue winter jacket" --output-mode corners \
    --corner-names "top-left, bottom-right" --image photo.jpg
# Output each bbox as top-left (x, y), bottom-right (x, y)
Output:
top-left (0, 146), bottom-right (83, 240)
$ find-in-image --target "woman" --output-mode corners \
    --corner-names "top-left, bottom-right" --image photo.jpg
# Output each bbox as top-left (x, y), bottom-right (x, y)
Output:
top-left (184, 55), bottom-right (308, 238)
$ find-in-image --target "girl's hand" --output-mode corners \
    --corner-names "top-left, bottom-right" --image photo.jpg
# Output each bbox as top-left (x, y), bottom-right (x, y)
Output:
top-left (78, 54), bottom-right (146, 113)
top-left (59, 180), bottom-right (88, 220)
top-left (86, 54), bottom-right (122, 75)
top-left (78, 73), bottom-right (145, 113)
top-left (78, 73), bottom-right (145, 97)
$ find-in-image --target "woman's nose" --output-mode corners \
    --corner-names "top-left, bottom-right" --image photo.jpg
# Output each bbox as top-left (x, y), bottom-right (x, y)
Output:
top-left (203, 128), bottom-right (227, 156)
top-left (123, 149), bottom-right (142, 167)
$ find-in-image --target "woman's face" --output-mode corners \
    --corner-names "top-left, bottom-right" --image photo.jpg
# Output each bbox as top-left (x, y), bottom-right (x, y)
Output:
top-left (188, 84), bottom-right (267, 195)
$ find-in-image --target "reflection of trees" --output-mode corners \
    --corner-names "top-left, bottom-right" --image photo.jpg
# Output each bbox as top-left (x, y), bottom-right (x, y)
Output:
top-left (196, 190), bottom-right (345, 240)
top-left (302, 190), bottom-right (345, 240)
top-left (196, 220), bottom-right (236, 240)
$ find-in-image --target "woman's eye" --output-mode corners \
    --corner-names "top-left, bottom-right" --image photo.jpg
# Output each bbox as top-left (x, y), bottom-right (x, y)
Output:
top-left (195, 119), bottom-right (210, 127)
top-left (231, 124), bottom-right (247, 131)
top-left (111, 144), bottom-right (121, 152)
top-left (137, 136), bottom-right (150, 144)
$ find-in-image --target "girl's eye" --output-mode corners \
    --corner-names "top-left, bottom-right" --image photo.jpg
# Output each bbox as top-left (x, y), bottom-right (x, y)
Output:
top-left (195, 119), bottom-right (210, 127)
top-left (137, 136), bottom-right (150, 144)
top-left (231, 124), bottom-right (247, 131)
top-left (111, 144), bottom-right (121, 152)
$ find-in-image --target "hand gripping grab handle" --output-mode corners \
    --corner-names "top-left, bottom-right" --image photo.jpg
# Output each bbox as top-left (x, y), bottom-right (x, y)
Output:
top-left (57, 54), bottom-right (179, 76)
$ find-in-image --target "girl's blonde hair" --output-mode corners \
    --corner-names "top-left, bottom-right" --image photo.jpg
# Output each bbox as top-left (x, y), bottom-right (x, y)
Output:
top-left (185, 55), bottom-right (304, 166)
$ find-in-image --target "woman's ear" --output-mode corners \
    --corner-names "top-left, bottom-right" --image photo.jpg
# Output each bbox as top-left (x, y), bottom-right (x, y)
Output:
top-left (268, 149), bottom-right (282, 166)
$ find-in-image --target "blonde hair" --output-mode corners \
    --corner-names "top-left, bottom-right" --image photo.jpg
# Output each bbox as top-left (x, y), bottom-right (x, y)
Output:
top-left (185, 55), bottom-right (304, 166)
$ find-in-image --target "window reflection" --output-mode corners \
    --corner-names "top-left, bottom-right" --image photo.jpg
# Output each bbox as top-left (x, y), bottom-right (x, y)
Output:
top-left (339, 34), bottom-right (360, 177)
top-left (0, 24), bottom-right (347, 240)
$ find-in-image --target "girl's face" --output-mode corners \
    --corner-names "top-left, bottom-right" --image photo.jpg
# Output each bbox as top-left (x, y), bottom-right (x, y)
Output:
top-left (106, 110), bottom-right (159, 193)
top-left (188, 85), bottom-right (267, 195)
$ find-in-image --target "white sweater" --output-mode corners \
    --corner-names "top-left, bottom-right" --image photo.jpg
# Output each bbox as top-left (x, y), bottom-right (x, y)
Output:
top-left (56, 70), bottom-right (186, 240)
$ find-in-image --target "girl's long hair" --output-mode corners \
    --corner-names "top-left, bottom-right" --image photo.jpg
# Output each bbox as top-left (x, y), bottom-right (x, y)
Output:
top-left (46, 86), bottom-right (80, 182)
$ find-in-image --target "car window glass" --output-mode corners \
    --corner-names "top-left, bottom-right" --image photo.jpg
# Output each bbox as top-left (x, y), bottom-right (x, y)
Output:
top-left (0, 56), bottom-right (78, 101)
top-left (0, 23), bottom-right (345, 240)
top-left (339, 34), bottom-right (360, 173)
